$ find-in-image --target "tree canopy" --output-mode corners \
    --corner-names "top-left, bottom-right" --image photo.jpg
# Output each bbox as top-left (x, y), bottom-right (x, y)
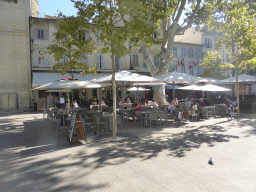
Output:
top-left (47, 14), bottom-right (97, 78)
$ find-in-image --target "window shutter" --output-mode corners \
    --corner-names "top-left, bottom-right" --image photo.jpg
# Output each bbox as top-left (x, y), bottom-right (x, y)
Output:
top-left (115, 57), bottom-right (119, 71)
top-left (44, 58), bottom-right (49, 67)
top-left (96, 54), bottom-right (100, 68)
top-left (210, 39), bottom-right (212, 48)
top-left (204, 38), bottom-right (207, 47)
top-left (34, 29), bottom-right (38, 39)
top-left (34, 57), bottom-right (39, 67)
top-left (81, 53), bottom-right (87, 64)
top-left (43, 30), bottom-right (48, 40)
top-left (101, 55), bottom-right (104, 69)
top-left (60, 56), bottom-right (64, 64)
top-left (119, 58), bottom-right (121, 69)
top-left (86, 31), bottom-right (90, 40)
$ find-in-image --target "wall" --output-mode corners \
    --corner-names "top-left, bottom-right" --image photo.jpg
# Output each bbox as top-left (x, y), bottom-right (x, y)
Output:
top-left (0, 0), bottom-right (31, 108)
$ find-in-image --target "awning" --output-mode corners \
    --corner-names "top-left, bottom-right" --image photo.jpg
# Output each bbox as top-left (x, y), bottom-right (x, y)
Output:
top-left (32, 72), bottom-right (110, 87)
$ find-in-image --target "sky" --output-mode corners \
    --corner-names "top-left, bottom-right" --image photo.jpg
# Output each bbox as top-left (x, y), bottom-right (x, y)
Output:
top-left (37, 0), bottom-right (78, 17)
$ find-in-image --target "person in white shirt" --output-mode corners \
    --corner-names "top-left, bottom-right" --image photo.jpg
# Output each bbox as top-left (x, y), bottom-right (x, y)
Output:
top-left (99, 99), bottom-right (105, 106)
top-left (73, 100), bottom-right (79, 108)
top-left (168, 101), bottom-right (176, 113)
top-left (173, 98), bottom-right (179, 106)
top-left (151, 99), bottom-right (158, 107)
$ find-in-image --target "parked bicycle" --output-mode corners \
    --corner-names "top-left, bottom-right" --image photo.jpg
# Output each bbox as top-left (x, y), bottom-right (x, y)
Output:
top-left (226, 100), bottom-right (239, 120)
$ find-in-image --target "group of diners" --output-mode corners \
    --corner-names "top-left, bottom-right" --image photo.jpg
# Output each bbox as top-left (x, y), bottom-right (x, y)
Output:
top-left (166, 97), bottom-right (207, 121)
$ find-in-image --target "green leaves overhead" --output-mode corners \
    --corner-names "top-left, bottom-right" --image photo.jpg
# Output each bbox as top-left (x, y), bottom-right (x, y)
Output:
top-left (47, 13), bottom-right (97, 78)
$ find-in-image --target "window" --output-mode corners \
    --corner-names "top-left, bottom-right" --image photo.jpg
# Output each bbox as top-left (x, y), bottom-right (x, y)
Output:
top-left (196, 48), bottom-right (202, 59)
top-left (96, 54), bottom-right (104, 69)
top-left (153, 31), bottom-right (159, 38)
top-left (189, 66), bottom-right (193, 75)
top-left (188, 48), bottom-right (194, 58)
top-left (173, 47), bottom-right (178, 57)
top-left (181, 47), bottom-right (186, 57)
top-left (60, 55), bottom-right (69, 64)
top-left (154, 56), bottom-right (160, 68)
top-left (182, 65), bottom-right (185, 73)
top-left (96, 31), bottom-right (101, 43)
top-left (80, 53), bottom-right (87, 65)
top-left (204, 38), bottom-right (212, 48)
top-left (197, 66), bottom-right (203, 76)
top-left (132, 54), bottom-right (138, 67)
top-left (34, 29), bottom-right (48, 40)
top-left (79, 30), bottom-right (90, 40)
top-left (34, 57), bottom-right (48, 67)
top-left (115, 57), bottom-right (121, 71)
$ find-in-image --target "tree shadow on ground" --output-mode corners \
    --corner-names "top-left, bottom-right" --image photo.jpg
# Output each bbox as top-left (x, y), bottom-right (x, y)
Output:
top-left (78, 120), bottom-right (239, 169)
top-left (235, 117), bottom-right (256, 137)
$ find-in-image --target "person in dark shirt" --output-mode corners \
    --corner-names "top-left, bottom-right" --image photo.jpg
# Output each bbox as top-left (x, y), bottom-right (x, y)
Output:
top-left (198, 99), bottom-right (206, 107)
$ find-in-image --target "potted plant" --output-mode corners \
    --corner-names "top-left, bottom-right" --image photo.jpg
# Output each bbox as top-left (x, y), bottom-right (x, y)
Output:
top-left (66, 99), bottom-right (70, 108)
top-left (91, 98), bottom-right (97, 105)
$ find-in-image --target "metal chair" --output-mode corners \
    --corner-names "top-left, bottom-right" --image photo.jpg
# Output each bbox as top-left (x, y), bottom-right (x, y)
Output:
top-left (145, 112), bottom-right (159, 127)
top-left (134, 111), bottom-right (145, 127)
top-left (199, 107), bottom-right (209, 119)
top-left (188, 109), bottom-right (197, 122)
top-left (92, 116), bottom-right (109, 134)
top-left (158, 111), bottom-right (168, 126)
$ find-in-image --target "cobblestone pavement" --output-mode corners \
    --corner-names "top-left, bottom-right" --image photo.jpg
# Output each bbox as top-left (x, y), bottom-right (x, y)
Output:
top-left (0, 109), bottom-right (256, 192)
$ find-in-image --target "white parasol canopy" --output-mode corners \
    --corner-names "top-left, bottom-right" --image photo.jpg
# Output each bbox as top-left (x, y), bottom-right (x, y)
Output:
top-left (178, 84), bottom-right (231, 92)
top-left (154, 72), bottom-right (204, 100)
top-left (126, 87), bottom-right (150, 91)
top-left (220, 74), bottom-right (256, 83)
top-left (32, 80), bottom-right (100, 90)
top-left (90, 70), bottom-right (160, 86)
top-left (154, 72), bottom-right (204, 83)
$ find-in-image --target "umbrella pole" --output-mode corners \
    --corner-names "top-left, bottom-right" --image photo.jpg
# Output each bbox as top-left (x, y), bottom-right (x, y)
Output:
top-left (68, 92), bottom-right (70, 114)
top-left (173, 81), bottom-right (175, 101)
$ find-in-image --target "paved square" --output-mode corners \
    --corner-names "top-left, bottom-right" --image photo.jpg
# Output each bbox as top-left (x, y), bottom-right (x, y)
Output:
top-left (0, 109), bottom-right (256, 191)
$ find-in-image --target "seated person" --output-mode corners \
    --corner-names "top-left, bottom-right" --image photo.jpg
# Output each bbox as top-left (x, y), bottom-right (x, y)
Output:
top-left (58, 104), bottom-right (68, 126)
top-left (144, 99), bottom-right (148, 106)
top-left (126, 98), bottom-right (131, 104)
top-left (168, 101), bottom-right (176, 113)
top-left (133, 100), bottom-right (143, 116)
top-left (151, 99), bottom-right (158, 107)
top-left (99, 99), bottom-right (106, 106)
top-left (73, 100), bottom-right (79, 108)
top-left (119, 98), bottom-right (124, 108)
top-left (173, 98), bottom-right (179, 106)
top-left (198, 99), bottom-right (206, 107)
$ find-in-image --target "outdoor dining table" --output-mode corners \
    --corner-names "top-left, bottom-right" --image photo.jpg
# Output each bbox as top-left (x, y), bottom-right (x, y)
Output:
top-left (101, 114), bottom-right (121, 130)
top-left (58, 112), bottom-right (69, 126)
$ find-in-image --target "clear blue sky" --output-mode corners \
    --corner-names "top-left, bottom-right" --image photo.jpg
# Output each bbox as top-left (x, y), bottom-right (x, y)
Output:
top-left (37, 0), bottom-right (78, 17)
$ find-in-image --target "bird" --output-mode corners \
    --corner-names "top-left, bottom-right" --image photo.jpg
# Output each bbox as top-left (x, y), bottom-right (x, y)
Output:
top-left (208, 157), bottom-right (214, 165)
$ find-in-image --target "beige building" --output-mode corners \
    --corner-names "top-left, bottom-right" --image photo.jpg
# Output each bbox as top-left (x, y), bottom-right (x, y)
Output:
top-left (30, 17), bottom-right (205, 102)
top-left (0, 0), bottom-right (31, 109)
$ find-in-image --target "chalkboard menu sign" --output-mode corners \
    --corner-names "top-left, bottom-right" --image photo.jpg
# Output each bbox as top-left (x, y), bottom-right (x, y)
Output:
top-left (47, 96), bottom-right (55, 108)
top-left (67, 110), bottom-right (87, 146)
top-left (37, 98), bottom-right (46, 112)
top-left (68, 111), bottom-right (78, 146)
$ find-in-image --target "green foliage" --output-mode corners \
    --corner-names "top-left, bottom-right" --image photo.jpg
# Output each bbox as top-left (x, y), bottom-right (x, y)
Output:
top-left (201, 51), bottom-right (230, 79)
top-left (47, 14), bottom-right (97, 78)
top-left (201, 1), bottom-right (256, 75)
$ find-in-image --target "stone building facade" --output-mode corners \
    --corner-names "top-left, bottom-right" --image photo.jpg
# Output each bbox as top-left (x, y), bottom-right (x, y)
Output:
top-left (0, 0), bottom-right (31, 108)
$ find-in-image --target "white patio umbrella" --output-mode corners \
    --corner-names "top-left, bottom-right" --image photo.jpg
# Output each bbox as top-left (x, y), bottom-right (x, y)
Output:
top-left (32, 79), bottom-right (102, 114)
top-left (221, 74), bottom-right (256, 83)
top-left (126, 87), bottom-right (151, 91)
top-left (155, 72), bottom-right (204, 100)
top-left (178, 84), bottom-right (231, 98)
top-left (33, 80), bottom-right (98, 90)
top-left (90, 70), bottom-right (160, 86)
